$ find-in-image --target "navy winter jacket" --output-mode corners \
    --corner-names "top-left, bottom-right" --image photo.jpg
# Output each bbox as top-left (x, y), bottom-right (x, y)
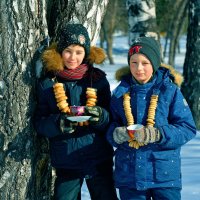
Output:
top-left (107, 66), bottom-right (196, 190)
top-left (34, 64), bottom-right (114, 177)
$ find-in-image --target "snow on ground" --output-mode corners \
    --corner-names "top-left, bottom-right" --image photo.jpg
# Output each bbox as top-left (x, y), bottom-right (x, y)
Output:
top-left (81, 35), bottom-right (200, 199)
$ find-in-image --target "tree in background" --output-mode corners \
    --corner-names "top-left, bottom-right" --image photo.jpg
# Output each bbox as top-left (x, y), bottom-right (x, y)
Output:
top-left (156, 0), bottom-right (188, 66)
top-left (157, 0), bottom-right (188, 66)
top-left (0, 0), bottom-right (109, 199)
top-left (181, 0), bottom-right (200, 129)
top-left (100, 0), bottom-right (128, 64)
top-left (101, 0), bottom-right (190, 67)
top-left (167, 0), bottom-right (188, 66)
top-left (126, 0), bottom-right (159, 45)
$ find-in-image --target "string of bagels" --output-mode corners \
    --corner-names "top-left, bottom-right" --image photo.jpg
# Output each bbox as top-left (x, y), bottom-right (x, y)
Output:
top-left (123, 92), bottom-right (159, 149)
top-left (53, 82), bottom-right (97, 126)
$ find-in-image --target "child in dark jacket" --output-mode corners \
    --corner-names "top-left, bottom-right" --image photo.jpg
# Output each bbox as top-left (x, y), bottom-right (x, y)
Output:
top-left (34, 23), bottom-right (118, 200)
top-left (106, 36), bottom-right (196, 200)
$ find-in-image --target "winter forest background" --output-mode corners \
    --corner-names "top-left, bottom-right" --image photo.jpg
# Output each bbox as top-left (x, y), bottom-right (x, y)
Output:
top-left (0, 0), bottom-right (200, 199)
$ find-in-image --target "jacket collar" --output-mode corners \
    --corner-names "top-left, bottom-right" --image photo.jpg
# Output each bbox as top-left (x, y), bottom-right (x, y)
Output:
top-left (112, 64), bottom-right (183, 98)
top-left (115, 63), bottom-right (183, 87)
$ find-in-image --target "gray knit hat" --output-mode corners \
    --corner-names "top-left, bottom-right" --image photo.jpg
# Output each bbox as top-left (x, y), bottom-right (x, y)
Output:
top-left (128, 37), bottom-right (161, 72)
top-left (57, 24), bottom-right (90, 57)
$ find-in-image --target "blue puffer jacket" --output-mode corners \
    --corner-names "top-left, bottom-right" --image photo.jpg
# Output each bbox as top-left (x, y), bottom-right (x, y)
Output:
top-left (34, 45), bottom-right (113, 177)
top-left (106, 66), bottom-right (196, 190)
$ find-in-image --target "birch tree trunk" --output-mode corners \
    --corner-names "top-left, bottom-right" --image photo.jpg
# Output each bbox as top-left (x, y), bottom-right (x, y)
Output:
top-left (47, 0), bottom-right (109, 45)
top-left (126, 0), bottom-right (158, 45)
top-left (181, 0), bottom-right (200, 129)
top-left (0, 0), bottom-right (108, 199)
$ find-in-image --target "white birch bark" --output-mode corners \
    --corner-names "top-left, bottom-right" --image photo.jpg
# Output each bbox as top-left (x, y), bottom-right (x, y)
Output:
top-left (0, 0), bottom-right (108, 199)
top-left (126, 0), bottom-right (158, 45)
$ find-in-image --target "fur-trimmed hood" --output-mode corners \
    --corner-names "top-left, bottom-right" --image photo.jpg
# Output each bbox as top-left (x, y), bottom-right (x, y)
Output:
top-left (115, 63), bottom-right (183, 87)
top-left (41, 43), bottom-right (107, 72)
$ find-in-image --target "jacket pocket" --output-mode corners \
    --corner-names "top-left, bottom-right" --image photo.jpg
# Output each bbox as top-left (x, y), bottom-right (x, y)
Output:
top-left (152, 150), bottom-right (181, 182)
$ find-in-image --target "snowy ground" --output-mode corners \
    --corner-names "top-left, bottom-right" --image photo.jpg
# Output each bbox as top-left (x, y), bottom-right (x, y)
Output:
top-left (81, 35), bottom-right (200, 199)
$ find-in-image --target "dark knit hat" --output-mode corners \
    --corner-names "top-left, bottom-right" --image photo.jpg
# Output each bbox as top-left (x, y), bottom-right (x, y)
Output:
top-left (57, 24), bottom-right (90, 57)
top-left (128, 37), bottom-right (161, 72)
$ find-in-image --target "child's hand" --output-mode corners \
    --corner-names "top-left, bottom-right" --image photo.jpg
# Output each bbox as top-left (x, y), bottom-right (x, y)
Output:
top-left (59, 114), bottom-right (77, 134)
top-left (134, 126), bottom-right (161, 144)
top-left (84, 106), bottom-right (102, 124)
top-left (113, 127), bottom-right (130, 144)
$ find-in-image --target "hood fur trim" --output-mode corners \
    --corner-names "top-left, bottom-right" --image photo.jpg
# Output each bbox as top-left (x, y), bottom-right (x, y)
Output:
top-left (42, 43), bottom-right (64, 72)
top-left (115, 63), bottom-right (183, 87)
top-left (161, 63), bottom-right (183, 86)
top-left (115, 66), bottom-right (130, 82)
top-left (88, 46), bottom-right (107, 64)
top-left (42, 43), bottom-right (107, 72)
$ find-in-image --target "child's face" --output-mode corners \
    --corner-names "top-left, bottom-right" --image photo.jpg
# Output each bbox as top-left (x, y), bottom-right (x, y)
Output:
top-left (61, 45), bottom-right (85, 69)
top-left (129, 53), bottom-right (153, 84)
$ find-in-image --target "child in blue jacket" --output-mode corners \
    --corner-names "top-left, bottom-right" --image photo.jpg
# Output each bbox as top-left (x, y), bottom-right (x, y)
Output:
top-left (107, 36), bottom-right (196, 200)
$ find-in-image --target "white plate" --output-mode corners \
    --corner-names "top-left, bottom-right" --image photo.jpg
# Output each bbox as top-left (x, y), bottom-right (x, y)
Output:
top-left (67, 116), bottom-right (91, 122)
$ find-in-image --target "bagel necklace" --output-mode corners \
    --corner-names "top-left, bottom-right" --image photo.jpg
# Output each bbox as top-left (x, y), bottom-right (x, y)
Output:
top-left (123, 92), bottom-right (159, 149)
top-left (53, 82), bottom-right (97, 126)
